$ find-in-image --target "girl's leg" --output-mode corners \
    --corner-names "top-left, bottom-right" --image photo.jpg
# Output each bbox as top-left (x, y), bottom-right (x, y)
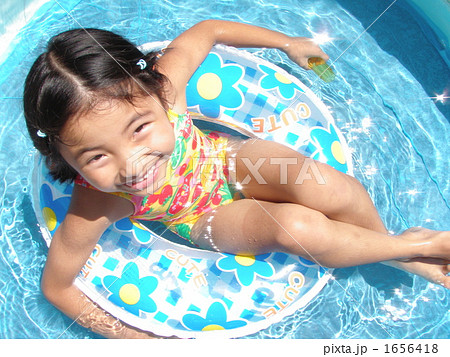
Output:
top-left (190, 199), bottom-right (450, 287)
top-left (227, 138), bottom-right (386, 232)
top-left (217, 138), bottom-right (450, 286)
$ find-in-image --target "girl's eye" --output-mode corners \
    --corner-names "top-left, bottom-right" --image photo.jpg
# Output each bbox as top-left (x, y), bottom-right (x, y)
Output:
top-left (133, 123), bottom-right (150, 139)
top-left (87, 154), bottom-right (104, 164)
top-left (135, 124), bottom-right (147, 133)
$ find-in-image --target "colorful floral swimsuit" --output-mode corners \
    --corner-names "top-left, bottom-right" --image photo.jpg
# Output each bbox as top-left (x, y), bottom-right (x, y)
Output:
top-left (75, 109), bottom-right (235, 244)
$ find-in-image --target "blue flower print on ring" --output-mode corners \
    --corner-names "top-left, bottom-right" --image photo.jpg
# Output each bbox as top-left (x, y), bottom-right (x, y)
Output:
top-left (308, 124), bottom-right (348, 173)
top-left (103, 262), bottom-right (158, 316)
top-left (40, 184), bottom-right (70, 233)
top-left (216, 253), bottom-right (274, 286)
top-left (182, 301), bottom-right (247, 331)
top-left (259, 64), bottom-right (304, 100)
top-left (186, 52), bottom-right (244, 118)
top-left (114, 218), bottom-right (153, 244)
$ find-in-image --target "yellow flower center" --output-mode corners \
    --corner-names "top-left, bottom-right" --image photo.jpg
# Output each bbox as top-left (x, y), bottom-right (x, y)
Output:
top-left (202, 324), bottom-right (226, 331)
top-left (274, 72), bottom-right (292, 84)
top-left (235, 255), bottom-right (256, 266)
top-left (331, 141), bottom-right (346, 164)
top-left (119, 283), bottom-right (141, 305)
top-left (197, 73), bottom-right (223, 100)
top-left (42, 207), bottom-right (57, 231)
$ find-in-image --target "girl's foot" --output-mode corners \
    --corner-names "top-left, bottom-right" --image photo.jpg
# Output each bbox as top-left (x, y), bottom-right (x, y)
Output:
top-left (386, 259), bottom-right (450, 289)
top-left (389, 227), bottom-right (450, 288)
top-left (399, 227), bottom-right (450, 260)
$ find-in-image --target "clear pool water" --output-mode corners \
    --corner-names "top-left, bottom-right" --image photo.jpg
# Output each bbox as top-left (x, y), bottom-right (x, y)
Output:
top-left (0, 0), bottom-right (449, 339)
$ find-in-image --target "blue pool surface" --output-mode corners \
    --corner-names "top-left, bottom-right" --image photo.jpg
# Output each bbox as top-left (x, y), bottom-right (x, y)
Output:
top-left (0, 0), bottom-right (449, 339)
top-left (336, 0), bottom-right (450, 121)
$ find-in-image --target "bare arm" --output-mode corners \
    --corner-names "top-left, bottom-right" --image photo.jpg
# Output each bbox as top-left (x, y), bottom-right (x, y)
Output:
top-left (157, 20), bottom-right (328, 112)
top-left (41, 185), bottom-right (162, 338)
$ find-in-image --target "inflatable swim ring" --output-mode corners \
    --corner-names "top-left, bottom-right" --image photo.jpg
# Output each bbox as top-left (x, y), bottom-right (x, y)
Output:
top-left (32, 44), bottom-right (352, 338)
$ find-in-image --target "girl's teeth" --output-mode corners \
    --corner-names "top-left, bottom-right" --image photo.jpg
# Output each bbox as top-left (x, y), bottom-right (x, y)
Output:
top-left (126, 160), bottom-right (159, 187)
top-left (135, 174), bottom-right (147, 183)
top-left (132, 166), bottom-right (154, 185)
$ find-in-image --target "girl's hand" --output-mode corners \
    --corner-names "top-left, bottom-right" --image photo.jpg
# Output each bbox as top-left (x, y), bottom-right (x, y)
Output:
top-left (283, 37), bottom-right (330, 70)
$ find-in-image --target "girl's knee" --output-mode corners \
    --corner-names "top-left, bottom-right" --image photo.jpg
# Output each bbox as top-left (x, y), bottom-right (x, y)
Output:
top-left (272, 204), bottom-right (330, 254)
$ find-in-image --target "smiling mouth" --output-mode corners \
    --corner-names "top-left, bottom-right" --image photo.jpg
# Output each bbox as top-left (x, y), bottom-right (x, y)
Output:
top-left (123, 158), bottom-right (165, 191)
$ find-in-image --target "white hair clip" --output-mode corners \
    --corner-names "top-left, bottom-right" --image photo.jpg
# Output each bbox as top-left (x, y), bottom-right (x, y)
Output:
top-left (136, 59), bottom-right (147, 70)
top-left (37, 130), bottom-right (47, 138)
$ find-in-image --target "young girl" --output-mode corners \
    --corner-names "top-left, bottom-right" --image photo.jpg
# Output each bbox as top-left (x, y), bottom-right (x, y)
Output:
top-left (24, 20), bottom-right (449, 338)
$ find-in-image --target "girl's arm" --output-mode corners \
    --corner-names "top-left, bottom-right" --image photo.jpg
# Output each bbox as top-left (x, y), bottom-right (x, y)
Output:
top-left (157, 20), bottom-right (328, 112)
top-left (41, 185), bottom-right (162, 338)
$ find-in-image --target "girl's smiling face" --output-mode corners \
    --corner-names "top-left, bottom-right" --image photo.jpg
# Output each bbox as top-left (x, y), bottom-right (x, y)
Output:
top-left (58, 95), bottom-right (175, 196)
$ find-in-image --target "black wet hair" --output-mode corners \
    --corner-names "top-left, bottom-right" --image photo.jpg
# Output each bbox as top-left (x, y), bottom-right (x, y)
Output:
top-left (23, 28), bottom-right (168, 183)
